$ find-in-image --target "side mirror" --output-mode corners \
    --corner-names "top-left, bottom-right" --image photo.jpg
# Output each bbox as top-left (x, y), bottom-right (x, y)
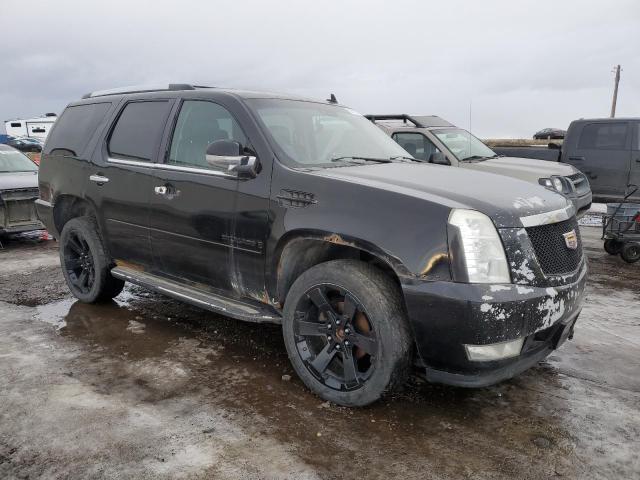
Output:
top-left (429, 152), bottom-right (450, 165)
top-left (205, 140), bottom-right (259, 178)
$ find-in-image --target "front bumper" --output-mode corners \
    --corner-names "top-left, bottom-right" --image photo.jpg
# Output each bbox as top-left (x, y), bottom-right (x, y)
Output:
top-left (401, 262), bottom-right (587, 387)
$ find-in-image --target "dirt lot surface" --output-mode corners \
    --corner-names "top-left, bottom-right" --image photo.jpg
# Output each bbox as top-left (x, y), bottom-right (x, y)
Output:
top-left (0, 227), bottom-right (638, 479)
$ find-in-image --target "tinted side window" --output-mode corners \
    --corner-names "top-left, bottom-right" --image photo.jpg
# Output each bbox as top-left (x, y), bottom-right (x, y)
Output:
top-left (578, 122), bottom-right (628, 150)
top-left (168, 100), bottom-right (247, 171)
top-left (392, 132), bottom-right (440, 161)
top-left (109, 101), bottom-right (172, 161)
top-left (45, 103), bottom-right (111, 156)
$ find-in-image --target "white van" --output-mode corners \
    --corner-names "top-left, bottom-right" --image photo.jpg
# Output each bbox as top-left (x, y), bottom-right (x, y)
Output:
top-left (4, 113), bottom-right (57, 140)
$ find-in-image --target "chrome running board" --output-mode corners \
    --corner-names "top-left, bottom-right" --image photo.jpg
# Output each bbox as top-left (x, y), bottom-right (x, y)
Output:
top-left (111, 266), bottom-right (281, 324)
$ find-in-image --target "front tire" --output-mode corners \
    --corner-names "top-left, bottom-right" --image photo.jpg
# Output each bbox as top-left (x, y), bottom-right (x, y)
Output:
top-left (621, 242), bottom-right (640, 263)
top-left (282, 260), bottom-right (412, 407)
top-left (59, 216), bottom-right (125, 302)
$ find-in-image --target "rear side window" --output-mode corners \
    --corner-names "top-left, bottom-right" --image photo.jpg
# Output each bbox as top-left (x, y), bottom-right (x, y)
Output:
top-left (108, 101), bottom-right (172, 161)
top-left (578, 122), bottom-right (628, 150)
top-left (45, 102), bottom-right (111, 156)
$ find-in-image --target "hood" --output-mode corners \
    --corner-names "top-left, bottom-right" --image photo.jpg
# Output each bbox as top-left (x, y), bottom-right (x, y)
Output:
top-left (0, 171), bottom-right (39, 191)
top-left (462, 156), bottom-right (576, 180)
top-left (312, 163), bottom-right (570, 228)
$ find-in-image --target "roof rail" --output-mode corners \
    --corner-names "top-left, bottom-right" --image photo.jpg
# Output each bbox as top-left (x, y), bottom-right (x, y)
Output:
top-left (365, 114), bottom-right (425, 127)
top-left (81, 83), bottom-right (207, 99)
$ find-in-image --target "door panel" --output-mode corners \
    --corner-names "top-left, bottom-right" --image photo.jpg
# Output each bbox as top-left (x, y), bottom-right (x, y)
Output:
top-left (148, 100), bottom-right (243, 291)
top-left (565, 121), bottom-right (631, 198)
top-left (149, 167), bottom-right (238, 290)
top-left (91, 99), bottom-right (174, 268)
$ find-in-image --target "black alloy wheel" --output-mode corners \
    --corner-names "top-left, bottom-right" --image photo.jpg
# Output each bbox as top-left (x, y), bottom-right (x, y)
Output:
top-left (63, 230), bottom-right (96, 295)
top-left (282, 259), bottom-right (412, 407)
top-left (292, 284), bottom-right (378, 391)
top-left (59, 216), bottom-right (125, 302)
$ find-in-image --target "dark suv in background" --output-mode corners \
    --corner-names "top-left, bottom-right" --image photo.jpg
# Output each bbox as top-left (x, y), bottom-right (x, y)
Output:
top-left (561, 118), bottom-right (640, 202)
top-left (37, 84), bottom-right (586, 406)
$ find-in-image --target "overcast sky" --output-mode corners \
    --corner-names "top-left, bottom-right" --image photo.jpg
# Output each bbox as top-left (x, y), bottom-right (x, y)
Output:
top-left (1, 0), bottom-right (638, 137)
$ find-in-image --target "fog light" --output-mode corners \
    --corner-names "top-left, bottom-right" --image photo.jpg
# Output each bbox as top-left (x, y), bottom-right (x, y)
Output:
top-left (464, 337), bottom-right (524, 362)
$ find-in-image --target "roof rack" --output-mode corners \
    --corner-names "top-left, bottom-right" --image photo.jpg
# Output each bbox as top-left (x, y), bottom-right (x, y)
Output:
top-left (365, 114), bottom-right (424, 127)
top-left (81, 83), bottom-right (209, 99)
top-left (365, 114), bottom-right (454, 128)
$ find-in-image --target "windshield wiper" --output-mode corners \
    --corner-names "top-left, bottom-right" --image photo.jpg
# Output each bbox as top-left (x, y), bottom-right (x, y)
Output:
top-left (330, 156), bottom-right (393, 164)
top-left (460, 155), bottom-right (489, 162)
top-left (390, 155), bottom-right (420, 162)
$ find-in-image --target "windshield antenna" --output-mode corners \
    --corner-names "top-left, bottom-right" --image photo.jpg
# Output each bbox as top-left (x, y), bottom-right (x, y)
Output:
top-left (327, 93), bottom-right (338, 104)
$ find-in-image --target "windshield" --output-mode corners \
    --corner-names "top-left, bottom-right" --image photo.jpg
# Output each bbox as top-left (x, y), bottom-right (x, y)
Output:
top-left (247, 99), bottom-right (410, 167)
top-left (433, 128), bottom-right (496, 161)
top-left (0, 148), bottom-right (38, 172)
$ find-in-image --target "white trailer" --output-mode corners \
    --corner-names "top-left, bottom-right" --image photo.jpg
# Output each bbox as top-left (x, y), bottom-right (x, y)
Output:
top-left (4, 113), bottom-right (57, 140)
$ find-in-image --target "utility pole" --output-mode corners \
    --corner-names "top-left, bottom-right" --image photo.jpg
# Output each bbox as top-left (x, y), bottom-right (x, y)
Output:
top-left (610, 64), bottom-right (621, 118)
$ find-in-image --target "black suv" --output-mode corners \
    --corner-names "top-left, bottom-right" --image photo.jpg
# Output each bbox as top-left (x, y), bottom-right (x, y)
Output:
top-left (37, 84), bottom-right (586, 406)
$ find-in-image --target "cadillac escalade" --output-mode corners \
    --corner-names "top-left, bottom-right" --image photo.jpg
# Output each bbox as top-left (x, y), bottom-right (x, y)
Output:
top-left (36, 85), bottom-right (586, 406)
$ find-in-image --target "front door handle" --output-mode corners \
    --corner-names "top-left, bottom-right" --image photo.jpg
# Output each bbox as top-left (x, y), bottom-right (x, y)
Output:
top-left (154, 186), bottom-right (168, 195)
top-left (89, 174), bottom-right (109, 185)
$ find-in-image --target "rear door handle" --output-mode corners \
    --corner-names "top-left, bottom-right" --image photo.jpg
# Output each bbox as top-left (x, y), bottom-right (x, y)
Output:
top-left (89, 174), bottom-right (109, 185)
top-left (568, 156), bottom-right (585, 162)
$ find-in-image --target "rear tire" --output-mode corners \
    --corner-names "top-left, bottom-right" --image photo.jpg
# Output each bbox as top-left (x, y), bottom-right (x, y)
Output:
top-left (59, 216), bottom-right (125, 302)
top-left (604, 239), bottom-right (623, 255)
top-left (620, 242), bottom-right (640, 264)
top-left (282, 259), bottom-right (412, 407)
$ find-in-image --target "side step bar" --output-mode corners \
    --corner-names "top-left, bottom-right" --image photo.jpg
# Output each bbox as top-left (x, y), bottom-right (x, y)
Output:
top-left (111, 266), bottom-right (281, 324)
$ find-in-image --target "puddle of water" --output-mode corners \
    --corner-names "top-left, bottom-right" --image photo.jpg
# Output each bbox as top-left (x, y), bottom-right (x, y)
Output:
top-left (35, 297), bottom-right (75, 330)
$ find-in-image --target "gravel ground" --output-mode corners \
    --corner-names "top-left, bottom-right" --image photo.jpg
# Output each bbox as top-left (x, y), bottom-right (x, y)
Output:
top-left (0, 227), bottom-right (638, 479)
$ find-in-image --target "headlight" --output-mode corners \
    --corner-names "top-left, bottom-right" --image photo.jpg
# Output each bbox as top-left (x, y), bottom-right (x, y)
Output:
top-left (448, 209), bottom-right (510, 283)
top-left (539, 176), bottom-right (570, 194)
